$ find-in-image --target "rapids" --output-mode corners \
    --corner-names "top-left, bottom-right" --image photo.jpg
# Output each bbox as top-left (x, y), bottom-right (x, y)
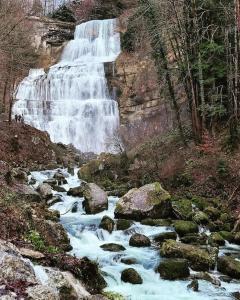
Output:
top-left (12, 19), bottom-right (120, 153)
top-left (31, 168), bottom-right (240, 300)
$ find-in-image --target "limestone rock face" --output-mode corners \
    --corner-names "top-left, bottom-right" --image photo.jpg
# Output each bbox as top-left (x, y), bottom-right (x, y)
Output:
top-left (82, 183), bottom-right (108, 214)
top-left (114, 183), bottom-right (172, 221)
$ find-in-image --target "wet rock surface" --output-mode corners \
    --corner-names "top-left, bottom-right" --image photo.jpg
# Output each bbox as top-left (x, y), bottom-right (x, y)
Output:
top-left (121, 268), bottom-right (143, 284)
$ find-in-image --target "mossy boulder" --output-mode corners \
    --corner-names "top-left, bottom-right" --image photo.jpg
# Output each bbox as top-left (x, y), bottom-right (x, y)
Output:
top-left (160, 240), bottom-right (216, 271)
top-left (217, 256), bottom-right (240, 279)
top-left (174, 220), bottom-right (198, 236)
top-left (209, 233), bottom-right (225, 246)
top-left (204, 206), bottom-right (220, 221)
top-left (100, 243), bottom-right (126, 252)
top-left (172, 198), bottom-right (192, 220)
top-left (193, 211), bottom-right (209, 225)
top-left (82, 183), bottom-right (108, 214)
top-left (140, 218), bottom-right (172, 227)
top-left (129, 233), bottom-right (151, 247)
top-left (157, 258), bottom-right (190, 280)
top-left (99, 216), bottom-right (115, 233)
top-left (154, 232), bottom-right (177, 244)
top-left (180, 233), bottom-right (207, 245)
top-left (219, 231), bottom-right (234, 243)
top-left (121, 268), bottom-right (143, 284)
top-left (116, 219), bottom-right (133, 231)
top-left (78, 159), bottom-right (103, 182)
top-left (114, 183), bottom-right (172, 221)
top-left (191, 196), bottom-right (209, 211)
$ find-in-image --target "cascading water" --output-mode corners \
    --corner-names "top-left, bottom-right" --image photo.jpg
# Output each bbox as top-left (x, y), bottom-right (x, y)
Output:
top-left (12, 19), bottom-right (120, 153)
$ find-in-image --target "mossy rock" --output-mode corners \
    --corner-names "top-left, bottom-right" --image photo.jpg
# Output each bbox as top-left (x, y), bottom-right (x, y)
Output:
top-left (191, 196), bottom-right (209, 211)
top-left (193, 211), bottom-right (209, 225)
top-left (114, 183), bottom-right (172, 221)
top-left (157, 258), bottom-right (190, 280)
top-left (209, 233), bottom-right (225, 246)
top-left (171, 198), bottom-right (192, 220)
top-left (78, 159), bottom-right (103, 181)
top-left (116, 219), bottom-right (133, 231)
top-left (204, 206), bottom-right (220, 221)
top-left (220, 213), bottom-right (231, 223)
top-left (154, 232), bottom-right (177, 244)
top-left (174, 220), bottom-right (198, 236)
top-left (99, 216), bottom-right (115, 233)
top-left (103, 291), bottom-right (125, 300)
top-left (160, 240), bottom-right (216, 271)
top-left (219, 231), bottom-right (234, 243)
top-left (180, 233), bottom-right (207, 245)
top-left (121, 268), bottom-right (143, 284)
top-left (140, 218), bottom-right (172, 227)
top-left (100, 243), bottom-right (126, 252)
top-left (217, 256), bottom-right (240, 279)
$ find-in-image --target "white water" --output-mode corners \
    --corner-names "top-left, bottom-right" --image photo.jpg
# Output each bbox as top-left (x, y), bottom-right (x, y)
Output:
top-left (31, 169), bottom-right (240, 300)
top-left (13, 19), bottom-right (120, 153)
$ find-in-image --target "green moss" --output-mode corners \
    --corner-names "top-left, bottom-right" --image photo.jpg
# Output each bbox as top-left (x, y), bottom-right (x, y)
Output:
top-left (174, 220), bottom-right (199, 236)
top-left (191, 196), bottom-right (209, 210)
top-left (209, 232), bottom-right (225, 246)
top-left (141, 218), bottom-right (172, 226)
top-left (172, 198), bottom-right (193, 220)
top-left (193, 211), bottom-right (209, 224)
top-left (219, 231), bottom-right (234, 242)
top-left (103, 291), bottom-right (125, 300)
top-left (204, 206), bottom-right (220, 220)
top-left (148, 182), bottom-right (171, 205)
top-left (157, 258), bottom-right (190, 280)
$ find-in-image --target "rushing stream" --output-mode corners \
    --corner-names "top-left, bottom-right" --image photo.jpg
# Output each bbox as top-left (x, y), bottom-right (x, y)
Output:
top-left (31, 168), bottom-right (240, 300)
top-left (13, 19), bottom-right (120, 153)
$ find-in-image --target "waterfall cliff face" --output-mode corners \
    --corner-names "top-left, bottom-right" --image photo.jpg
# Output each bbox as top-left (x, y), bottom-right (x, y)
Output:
top-left (13, 19), bottom-right (120, 153)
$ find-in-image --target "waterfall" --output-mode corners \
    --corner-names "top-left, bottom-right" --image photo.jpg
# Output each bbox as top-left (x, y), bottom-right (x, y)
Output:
top-left (13, 19), bottom-right (121, 153)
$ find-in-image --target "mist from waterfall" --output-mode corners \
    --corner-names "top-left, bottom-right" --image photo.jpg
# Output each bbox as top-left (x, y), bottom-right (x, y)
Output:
top-left (12, 19), bottom-right (121, 153)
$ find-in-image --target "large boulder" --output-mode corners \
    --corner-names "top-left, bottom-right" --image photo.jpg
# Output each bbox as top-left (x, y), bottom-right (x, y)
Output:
top-left (114, 183), bottom-right (172, 221)
top-left (15, 184), bottom-right (42, 202)
top-left (121, 268), bottom-right (143, 284)
top-left (82, 183), bottom-right (108, 214)
top-left (217, 256), bottom-right (240, 279)
top-left (27, 285), bottom-right (59, 300)
top-left (174, 220), bottom-right (199, 236)
top-left (172, 198), bottom-right (193, 220)
top-left (129, 233), bottom-right (151, 247)
top-left (209, 232), bottom-right (225, 246)
top-left (157, 258), bottom-right (190, 280)
top-left (160, 240), bottom-right (216, 271)
top-left (99, 216), bottom-right (115, 233)
top-left (37, 183), bottom-right (53, 200)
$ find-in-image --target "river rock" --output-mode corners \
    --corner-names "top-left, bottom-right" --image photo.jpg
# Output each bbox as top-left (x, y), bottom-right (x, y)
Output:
top-left (204, 206), bottom-right (220, 220)
top-left (172, 198), bottom-right (193, 220)
top-left (140, 218), bottom-right (172, 227)
top-left (154, 231), bottom-right (177, 244)
top-left (15, 184), bottom-right (42, 202)
top-left (157, 258), bottom-right (190, 280)
top-left (47, 195), bottom-right (63, 206)
top-left (129, 233), bottom-right (151, 247)
top-left (187, 279), bottom-right (199, 292)
top-left (180, 233), bottom-right (207, 245)
top-left (116, 219), bottom-right (133, 230)
top-left (114, 182), bottom-right (172, 221)
top-left (11, 167), bottom-right (28, 182)
top-left (82, 183), bottom-right (108, 214)
top-left (121, 268), bottom-right (143, 284)
top-left (99, 216), bottom-right (115, 233)
top-left (0, 240), bottom-right (37, 284)
top-left (37, 183), bottom-right (53, 200)
top-left (193, 272), bottom-right (221, 286)
top-left (43, 178), bottom-right (58, 187)
top-left (209, 232), bottom-right (225, 246)
top-left (67, 186), bottom-right (84, 197)
top-left (100, 243), bottom-right (126, 252)
top-left (53, 171), bottom-right (68, 185)
top-left (174, 220), bottom-right (199, 236)
top-left (52, 185), bottom-right (66, 192)
top-left (71, 202), bottom-right (79, 213)
top-left (121, 257), bottom-right (137, 265)
top-left (218, 231), bottom-right (234, 243)
top-left (160, 240), bottom-right (216, 271)
top-left (193, 211), bottom-right (209, 225)
top-left (217, 256), bottom-right (240, 279)
top-left (19, 247), bottom-right (45, 259)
